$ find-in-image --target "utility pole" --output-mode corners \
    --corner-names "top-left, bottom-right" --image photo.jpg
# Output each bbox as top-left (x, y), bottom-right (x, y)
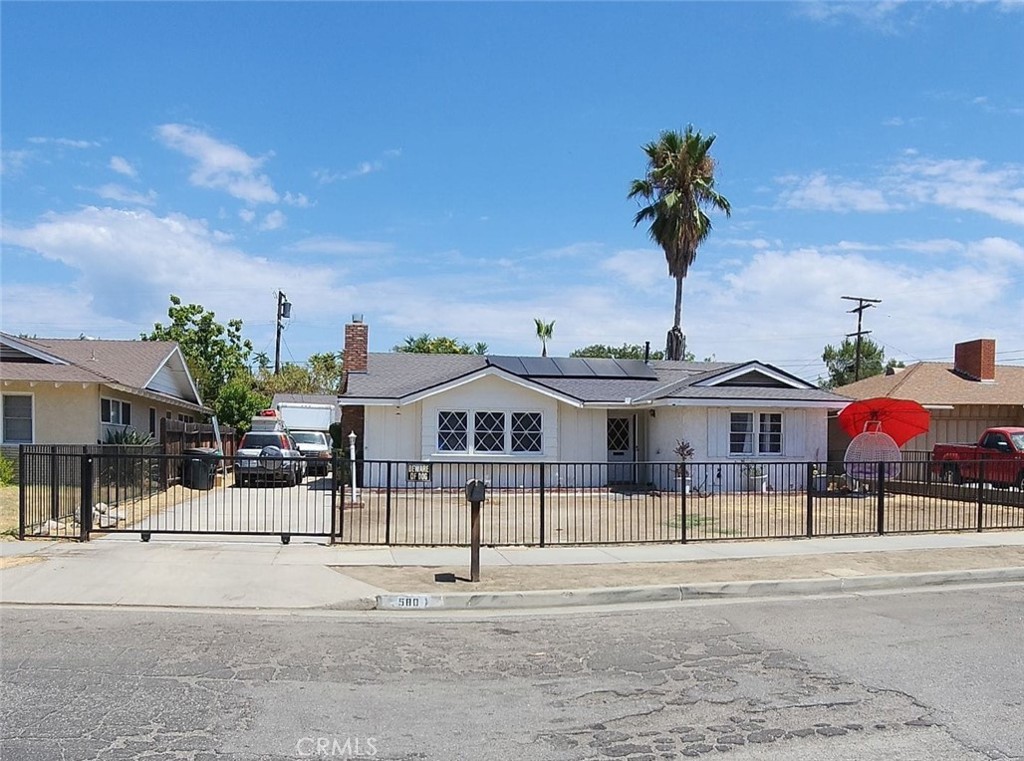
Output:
top-left (274, 291), bottom-right (291, 375)
top-left (842, 295), bottom-right (881, 382)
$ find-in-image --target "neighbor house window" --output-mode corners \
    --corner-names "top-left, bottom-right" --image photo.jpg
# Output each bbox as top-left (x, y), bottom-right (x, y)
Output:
top-left (149, 408), bottom-right (157, 437)
top-left (730, 412), bottom-right (783, 456)
top-left (437, 411), bottom-right (468, 452)
top-left (2, 395), bottom-right (33, 444)
top-left (101, 398), bottom-right (131, 427)
top-left (437, 410), bottom-right (542, 454)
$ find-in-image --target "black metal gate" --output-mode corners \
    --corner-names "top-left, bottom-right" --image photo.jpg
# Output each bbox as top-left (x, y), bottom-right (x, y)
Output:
top-left (18, 446), bottom-right (339, 542)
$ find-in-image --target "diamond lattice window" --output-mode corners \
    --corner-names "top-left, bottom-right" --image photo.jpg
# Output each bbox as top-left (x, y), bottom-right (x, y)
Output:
top-left (607, 418), bottom-right (630, 452)
top-left (511, 412), bottom-right (542, 453)
top-left (437, 411), bottom-right (468, 451)
top-left (474, 411), bottom-right (505, 452)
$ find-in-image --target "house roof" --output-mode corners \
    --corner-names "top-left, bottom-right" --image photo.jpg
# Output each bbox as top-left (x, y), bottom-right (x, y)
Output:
top-left (344, 353), bottom-right (849, 408)
top-left (836, 362), bottom-right (1024, 406)
top-left (0, 333), bottom-right (207, 412)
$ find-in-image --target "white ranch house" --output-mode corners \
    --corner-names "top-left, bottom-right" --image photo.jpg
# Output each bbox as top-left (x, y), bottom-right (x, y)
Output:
top-left (340, 320), bottom-right (850, 491)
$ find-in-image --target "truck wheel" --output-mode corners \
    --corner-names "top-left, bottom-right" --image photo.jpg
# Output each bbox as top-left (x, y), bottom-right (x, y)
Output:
top-left (1016, 471), bottom-right (1024, 491)
top-left (941, 465), bottom-right (962, 485)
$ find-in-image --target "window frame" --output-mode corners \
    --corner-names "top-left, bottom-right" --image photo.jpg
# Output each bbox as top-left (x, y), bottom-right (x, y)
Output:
top-left (729, 410), bottom-right (784, 457)
top-left (435, 409), bottom-right (544, 455)
top-left (101, 397), bottom-right (132, 427)
top-left (2, 393), bottom-right (34, 445)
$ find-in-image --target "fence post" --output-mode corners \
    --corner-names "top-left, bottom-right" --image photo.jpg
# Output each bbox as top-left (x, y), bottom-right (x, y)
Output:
top-left (976, 459), bottom-right (985, 533)
top-left (805, 462), bottom-right (815, 538)
top-left (539, 463), bottom-right (546, 548)
top-left (79, 455), bottom-right (93, 542)
top-left (876, 461), bottom-right (886, 535)
top-left (681, 464), bottom-right (688, 544)
top-left (18, 445), bottom-right (26, 540)
top-left (329, 450), bottom-right (339, 544)
top-left (49, 445), bottom-right (59, 523)
top-left (385, 461), bottom-right (393, 546)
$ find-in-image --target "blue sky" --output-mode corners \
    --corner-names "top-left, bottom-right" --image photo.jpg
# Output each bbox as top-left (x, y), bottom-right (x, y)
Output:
top-left (2, 1), bottom-right (1022, 382)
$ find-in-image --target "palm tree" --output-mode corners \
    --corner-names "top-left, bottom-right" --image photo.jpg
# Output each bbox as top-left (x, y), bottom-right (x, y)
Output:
top-left (534, 318), bottom-right (555, 357)
top-left (628, 126), bottom-right (730, 360)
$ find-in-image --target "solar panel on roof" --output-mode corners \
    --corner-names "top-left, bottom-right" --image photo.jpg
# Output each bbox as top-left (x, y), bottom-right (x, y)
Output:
top-left (615, 359), bottom-right (659, 379)
top-left (488, 355), bottom-right (658, 379)
top-left (553, 357), bottom-right (596, 376)
top-left (580, 358), bottom-right (625, 377)
top-left (519, 356), bottom-right (557, 376)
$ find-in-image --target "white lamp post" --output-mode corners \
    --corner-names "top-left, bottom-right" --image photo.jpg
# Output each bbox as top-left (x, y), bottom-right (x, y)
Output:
top-left (347, 431), bottom-right (358, 501)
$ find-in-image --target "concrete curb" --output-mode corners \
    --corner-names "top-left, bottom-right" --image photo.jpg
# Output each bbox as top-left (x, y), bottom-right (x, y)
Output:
top-left (375, 566), bottom-right (1024, 611)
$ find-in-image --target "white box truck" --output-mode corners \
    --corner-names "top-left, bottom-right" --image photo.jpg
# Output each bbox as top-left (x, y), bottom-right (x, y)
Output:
top-left (274, 399), bottom-right (339, 476)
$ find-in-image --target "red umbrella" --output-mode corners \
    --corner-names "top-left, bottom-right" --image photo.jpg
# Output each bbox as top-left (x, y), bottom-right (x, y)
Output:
top-left (838, 397), bottom-right (931, 447)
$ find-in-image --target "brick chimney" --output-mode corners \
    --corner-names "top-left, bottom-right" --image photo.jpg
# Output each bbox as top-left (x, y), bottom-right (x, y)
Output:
top-left (953, 338), bottom-right (996, 381)
top-left (344, 315), bottom-right (368, 374)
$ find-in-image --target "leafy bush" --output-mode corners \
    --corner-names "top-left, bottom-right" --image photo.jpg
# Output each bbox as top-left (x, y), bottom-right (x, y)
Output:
top-left (0, 455), bottom-right (15, 486)
top-left (102, 428), bottom-right (159, 491)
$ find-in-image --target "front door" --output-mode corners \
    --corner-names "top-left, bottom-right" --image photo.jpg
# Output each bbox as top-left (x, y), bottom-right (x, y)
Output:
top-left (607, 415), bottom-right (635, 484)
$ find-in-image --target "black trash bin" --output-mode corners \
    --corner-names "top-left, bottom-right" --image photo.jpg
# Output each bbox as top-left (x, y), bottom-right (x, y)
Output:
top-left (182, 447), bottom-right (219, 490)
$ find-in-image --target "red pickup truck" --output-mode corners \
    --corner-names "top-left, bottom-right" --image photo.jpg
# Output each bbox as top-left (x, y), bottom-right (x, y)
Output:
top-left (932, 427), bottom-right (1024, 489)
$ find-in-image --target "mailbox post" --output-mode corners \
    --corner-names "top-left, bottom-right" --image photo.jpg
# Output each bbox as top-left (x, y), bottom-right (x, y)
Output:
top-left (465, 478), bottom-right (486, 582)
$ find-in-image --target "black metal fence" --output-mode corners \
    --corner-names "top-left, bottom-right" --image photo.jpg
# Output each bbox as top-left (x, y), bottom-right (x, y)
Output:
top-left (18, 446), bottom-right (1024, 544)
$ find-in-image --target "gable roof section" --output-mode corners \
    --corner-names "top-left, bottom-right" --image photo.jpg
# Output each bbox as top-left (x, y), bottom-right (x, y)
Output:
top-left (0, 333), bottom-right (206, 410)
top-left (343, 353), bottom-right (848, 408)
top-left (836, 362), bottom-right (1024, 406)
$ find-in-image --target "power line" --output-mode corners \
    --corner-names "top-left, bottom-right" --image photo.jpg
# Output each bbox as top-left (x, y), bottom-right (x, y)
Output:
top-left (841, 295), bottom-right (881, 382)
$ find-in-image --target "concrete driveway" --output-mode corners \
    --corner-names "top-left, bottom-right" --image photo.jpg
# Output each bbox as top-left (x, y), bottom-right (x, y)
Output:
top-left (126, 474), bottom-right (335, 538)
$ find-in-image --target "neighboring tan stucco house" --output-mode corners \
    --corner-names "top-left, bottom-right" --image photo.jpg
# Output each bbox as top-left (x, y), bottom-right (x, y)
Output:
top-left (339, 320), bottom-right (849, 490)
top-left (832, 338), bottom-right (1024, 456)
top-left (0, 333), bottom-right (207, 457)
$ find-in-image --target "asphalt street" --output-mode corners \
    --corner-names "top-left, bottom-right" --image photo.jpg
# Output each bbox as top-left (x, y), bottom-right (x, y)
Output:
top-left (3, 584), bottom-right (1022, 760)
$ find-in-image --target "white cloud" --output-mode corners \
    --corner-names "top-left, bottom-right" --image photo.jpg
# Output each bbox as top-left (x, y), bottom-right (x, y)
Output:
top-left (777, 157), bottom-right (1024, 225)
top-left (283, 191), bottom-right (312, 207)
top-left (155, 123), bottom-right (279, 204)
top-left (599, 249), bottom-right (665, 291)
top-left (238, 208), bottom-right (256, 224)
top-left (109, 156), bottom-right (137, 178)
top-left (1, 150), bottom-right (33, 176)
top-left (777, 173), bottom-right (894, 213)
top-left (27, 137), bottom-right (99, 148)
top-left (91, 183), bottom-right (157, 206)
top-left (1, 206), bottom-right (351, 332)
top-left (287, 236), bottom-right (393, 256)
top-left (893, 157), bottom-right (1024, 225)
top-left (259, 210), bottom-right (286, 231)
top-left (893, 238), bottom-right (965, 255)
top-left (314, 148), bottom-right (402, 185)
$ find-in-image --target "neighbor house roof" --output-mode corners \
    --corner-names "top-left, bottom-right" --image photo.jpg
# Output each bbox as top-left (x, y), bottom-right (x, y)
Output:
top-left (343, 353), bottom-right (849, 409)
top-left (0, 333), bottom-right (208, 413)
top-left (836, 362), bottom-right (1024, 406)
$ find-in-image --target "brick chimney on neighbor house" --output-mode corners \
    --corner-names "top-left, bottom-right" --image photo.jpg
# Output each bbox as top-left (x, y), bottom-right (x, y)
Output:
top-left (344, 315), bottom-right (369, 374)
top-left (953, 338), bottom-right (996, 382)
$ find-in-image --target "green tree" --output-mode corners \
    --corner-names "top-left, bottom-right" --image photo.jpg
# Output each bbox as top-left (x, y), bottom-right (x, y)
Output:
top-left (820, 337), bottom-right (904, 389)
top-left (571, 343), bottom-right (666, 360)
top-left (143, 295), bottom-right (253, 406)
top-left (393, 334), bottom-right (488, 355)
top-left (306, 352), bottom-right (344, 394)
top-left (212, 376), bottom-right (270, 433)
top-left (629, 126), bottom-right (731, 361)
top-left (570, 343), bottom-right (703, 361)
top-left (534, 318), bottom-right (555, 357)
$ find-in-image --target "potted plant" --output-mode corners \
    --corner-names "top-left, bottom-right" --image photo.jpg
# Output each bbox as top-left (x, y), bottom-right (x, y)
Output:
top-left (741, 461), bottom-right (768, 493)
top-left (673, 438), bottom-right (695, 494)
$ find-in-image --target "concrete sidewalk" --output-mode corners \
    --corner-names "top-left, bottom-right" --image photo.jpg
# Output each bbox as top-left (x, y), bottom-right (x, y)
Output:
top-left (2, 531), bottom-right (1023, 612)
